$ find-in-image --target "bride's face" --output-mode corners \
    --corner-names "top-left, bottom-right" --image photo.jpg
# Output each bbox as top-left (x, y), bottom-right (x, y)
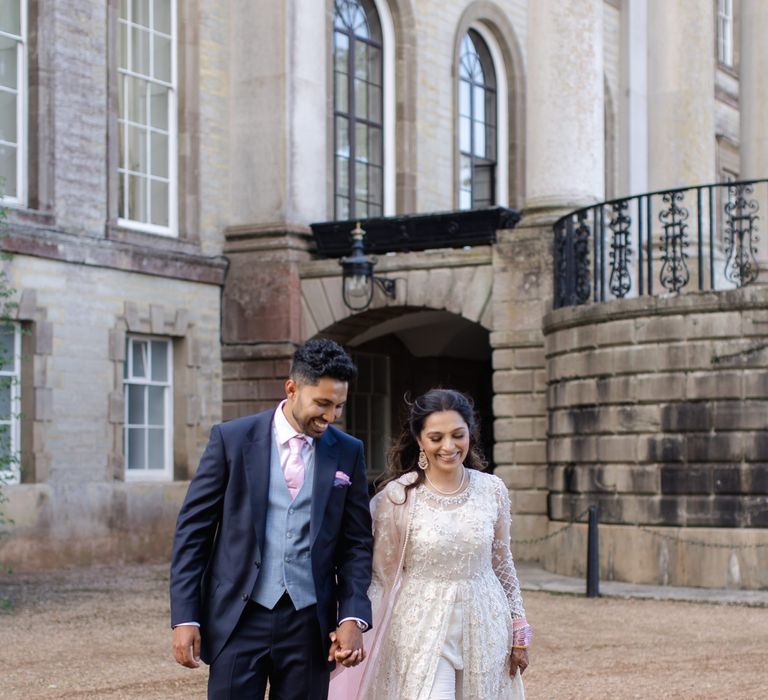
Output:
top-left (418, 410), bottom-right (470, 473)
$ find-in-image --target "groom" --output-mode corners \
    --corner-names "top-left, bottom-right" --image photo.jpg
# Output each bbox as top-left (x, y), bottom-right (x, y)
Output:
top-left (170, 339), bottom-right (373, 699)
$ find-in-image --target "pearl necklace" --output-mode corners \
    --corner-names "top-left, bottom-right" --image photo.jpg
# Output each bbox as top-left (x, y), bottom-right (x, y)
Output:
top-left (424, 465), bottom-right (467, 496)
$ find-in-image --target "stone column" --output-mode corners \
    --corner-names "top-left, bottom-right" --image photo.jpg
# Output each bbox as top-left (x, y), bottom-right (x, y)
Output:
top-left (740, 0), bottom-right (768, 178)
top-left (647, 0), bottom-right (716, 189)
top-left (229, 0), bottom-right (328, 225)
top-left (618, 0), bottom-right (649, 198)
top-left (223, 0), bottom-right (327, 418)
top-left (525, 0), bottom-right (605, 214)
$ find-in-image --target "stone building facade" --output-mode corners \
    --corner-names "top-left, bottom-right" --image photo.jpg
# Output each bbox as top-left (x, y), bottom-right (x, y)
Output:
top-left (1, 0), bottom-right (767, 588)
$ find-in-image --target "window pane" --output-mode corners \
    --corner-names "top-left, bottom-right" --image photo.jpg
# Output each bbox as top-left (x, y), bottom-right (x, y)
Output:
top-left (335, 196), bottom-right (349, 220)
top-left (356, 123), bottom-right (368, 162)
top-left (459, 188), bottom-right (471, 210)
top-left (369, 166), bottom-right (382, 206)
top-left (149, 83), bottom-right (168, 129)
top-left (132, 0), bottom-right (150, 27)
top-left (354, 78), bottom-right (368, 120)
top-left (150, 179), bottom-right (169, 226)
top-left (151, 131), bottom-right (168, 178)
top-left (127, 125), bottom-right (148, 173)
top-left (335, 72), bottom-right (348, 113)
top-left (0, 384), bottom-right (11, 421)
top-left (130, 27), bottom-right (151, 76)
top-left (336, 156), bottom-right (349, 197)
top-left (473, 85), bottom-right (485, 124)
top-left (118, 172), bottom-right (127, 219)
top-left (354, 42), bottom-right (367, 80)
top-left (368, 83), bottom-right (381, 123)
top-left (335, 116), bottom-right (349, 158)
top-left (147, 428), bottom-right (164, 469)
top-left (459, 81), bottom-right (471, 118)
top-left (473, 119), bottom-right (486, 158)
top-left (153, 35), bottom-right (172, 82)
top-left (334, 31), bottom-right (348, 74)
top-left (148, 385), bottom-right (165, 424)
top-left (127, 427), bottom-right (146, 469)
top-left (118, 21), bottom-right (128, 70)
top-left (127, 384), bottom-right (145, 424)
top-left (131, 340), bottom-right (148, 377)
top-left (150, 340), bottom-right (168, 381)
top-left (0, 324), bottom-right (15, 371)
top-left (355, 161), bottom-right (368, 199)
top-left (367, 46), bottom-right (382, 86)
top-left (0, 0), bottom-right (21, 35)
top-left (126, 77), bottom-right (148, 125)
top-left (0, 143), bottom-right (17, 198)
top-left (474, 163), bottom-right (493, 206)
top-left (154, 0), bottom-right (172, 34)
top-left (460, 155), bottom-right (472, 190)
top-left (368, 127), bottom-right (382, 166)
top-left (459, 116), bottom-right (471, 154)
top-left (128, 174), bottom-right (149, 221)
top-left (0, 36), bottom-right (18, 90)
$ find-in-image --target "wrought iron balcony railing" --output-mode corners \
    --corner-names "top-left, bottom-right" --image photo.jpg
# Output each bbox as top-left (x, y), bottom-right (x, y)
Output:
top-left (553, 179), bottom-right (765, 309)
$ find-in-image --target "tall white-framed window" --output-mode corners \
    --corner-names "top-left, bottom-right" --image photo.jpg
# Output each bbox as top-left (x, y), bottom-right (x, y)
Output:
top-left (0, 0), bottom-right (26, 205)
top-left (117, 0), bottom-right (178, 235)
top-left (0, 323), bottom-right (21, 485)
top-left (458, 24), bottom-right (508, 209)
top-left (124, 336), bottom-right (173, 480)
top-left (332, 0), bottom-right (395, 219)
top-left (717, 0), bottom-right (733, 67)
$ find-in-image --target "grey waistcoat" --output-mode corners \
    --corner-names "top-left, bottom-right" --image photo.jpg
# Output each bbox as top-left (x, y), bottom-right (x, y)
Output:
top-left (250, 433), bottom-right (316, 610)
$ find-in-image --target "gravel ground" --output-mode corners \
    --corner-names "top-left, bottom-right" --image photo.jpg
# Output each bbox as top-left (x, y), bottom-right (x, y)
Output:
top-left (1, 563), bottom-right (767, 699)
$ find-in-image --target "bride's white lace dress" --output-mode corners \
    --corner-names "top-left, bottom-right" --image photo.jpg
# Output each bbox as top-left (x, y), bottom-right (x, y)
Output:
top-left (360, 470), bottom-right (529, 700)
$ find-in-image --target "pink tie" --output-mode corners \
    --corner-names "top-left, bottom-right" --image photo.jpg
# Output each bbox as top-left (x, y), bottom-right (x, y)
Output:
top-left (284, 435), bottom-right (306, 500)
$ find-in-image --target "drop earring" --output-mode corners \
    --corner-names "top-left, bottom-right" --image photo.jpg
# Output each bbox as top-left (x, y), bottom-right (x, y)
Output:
top-left (418, 449), bottom-right (428, 470)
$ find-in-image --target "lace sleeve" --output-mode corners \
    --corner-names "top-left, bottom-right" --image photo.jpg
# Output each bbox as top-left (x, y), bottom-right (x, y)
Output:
top-left (492, 477), bottom-right (533, 648)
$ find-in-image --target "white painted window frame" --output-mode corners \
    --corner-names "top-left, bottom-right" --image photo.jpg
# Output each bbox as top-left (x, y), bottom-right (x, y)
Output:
top-left (467, 22), bottom-right (509, 208)
top-left (124, 335), bottom-right (174, 481)
top-left (717, 0), bottom-right (734, 67)
top-left (117, 0), bottom-right (178, 236)
top-left (0, 323), bottom-right (21, 485)
top-left (0, 0), bottom-right (27, 207)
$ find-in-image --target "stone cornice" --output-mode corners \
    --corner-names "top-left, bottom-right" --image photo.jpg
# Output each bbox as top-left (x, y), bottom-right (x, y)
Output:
top-left (2, 223), bottom-right (227, 286)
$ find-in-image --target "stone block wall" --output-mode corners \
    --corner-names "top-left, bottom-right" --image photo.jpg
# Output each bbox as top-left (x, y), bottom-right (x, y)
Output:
top-left (542, 287), bottom-right (768, 587)
top-left (0, 256), bottom-right (222, 570)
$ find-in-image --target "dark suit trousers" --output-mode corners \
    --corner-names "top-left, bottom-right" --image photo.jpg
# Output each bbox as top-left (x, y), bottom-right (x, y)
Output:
top-left (208, 593), bottom-right (330, 700)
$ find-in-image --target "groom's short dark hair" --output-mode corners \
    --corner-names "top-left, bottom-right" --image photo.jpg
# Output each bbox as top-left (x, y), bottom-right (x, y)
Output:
top-left (290, 339), bottom-right (358, 385)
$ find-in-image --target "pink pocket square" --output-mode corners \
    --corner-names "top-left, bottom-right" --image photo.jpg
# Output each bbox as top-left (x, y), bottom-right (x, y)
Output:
top-left (333, 471), bottom-right (352, 487)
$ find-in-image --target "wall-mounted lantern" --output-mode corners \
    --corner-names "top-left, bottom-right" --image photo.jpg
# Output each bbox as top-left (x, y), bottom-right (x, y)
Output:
top-left (339, 222), bottom-right (396, 312)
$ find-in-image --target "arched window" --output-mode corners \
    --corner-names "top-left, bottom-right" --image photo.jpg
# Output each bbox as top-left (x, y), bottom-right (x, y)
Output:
top-left (458, 30), bottom-right (497, 209)
top-left (333, 0), bottom-right (383, 220)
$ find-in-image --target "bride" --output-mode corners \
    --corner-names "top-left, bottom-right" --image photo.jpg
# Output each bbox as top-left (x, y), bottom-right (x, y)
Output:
top-left (330, 388), bottom-right (531, 699)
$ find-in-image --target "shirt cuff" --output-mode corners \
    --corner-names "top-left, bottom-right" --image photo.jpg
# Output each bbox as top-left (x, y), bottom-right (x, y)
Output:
top-left (339, 616), bottom-right (368, 632)
top-left (173, 622), bottom-right (200, 628)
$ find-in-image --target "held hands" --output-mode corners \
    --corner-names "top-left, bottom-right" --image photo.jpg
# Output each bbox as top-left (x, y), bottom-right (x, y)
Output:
top-left (509, 646), bottom-right (529, 677)
top-left (328, 620), bottom-right (366, 667)
top-left (172, 625), bottom-right (201, 669)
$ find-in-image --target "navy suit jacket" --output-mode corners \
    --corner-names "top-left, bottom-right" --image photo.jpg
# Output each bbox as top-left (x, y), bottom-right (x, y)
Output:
top-left (169, 409), bottom-right (373, 664)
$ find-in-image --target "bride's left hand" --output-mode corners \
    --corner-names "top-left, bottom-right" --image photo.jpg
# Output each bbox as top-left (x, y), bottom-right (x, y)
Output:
top-left (509, 647), bottom-right (529, 677)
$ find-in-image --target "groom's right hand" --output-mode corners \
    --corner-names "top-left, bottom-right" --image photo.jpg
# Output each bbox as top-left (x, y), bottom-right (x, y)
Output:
top-left (172, 625), bottom-right (201, 668)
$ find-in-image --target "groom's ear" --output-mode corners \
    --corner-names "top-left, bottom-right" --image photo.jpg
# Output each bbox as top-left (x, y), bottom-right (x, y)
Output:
top-left (285, 378), bottom-right (298, 400)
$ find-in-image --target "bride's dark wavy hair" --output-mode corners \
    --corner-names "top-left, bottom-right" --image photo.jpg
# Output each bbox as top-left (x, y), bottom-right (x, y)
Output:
top-left (379, 388), bottom-right (488, 501)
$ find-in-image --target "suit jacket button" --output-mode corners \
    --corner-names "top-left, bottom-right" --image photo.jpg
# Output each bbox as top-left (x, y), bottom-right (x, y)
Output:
top-left (254, 561), bottom-right (260, 567)
top-left (241, 594), bottom-right (249, 601)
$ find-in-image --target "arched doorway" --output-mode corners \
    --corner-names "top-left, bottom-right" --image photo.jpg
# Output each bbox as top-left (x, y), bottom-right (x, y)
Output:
top-left (317, 307), bottom-right (493, 481)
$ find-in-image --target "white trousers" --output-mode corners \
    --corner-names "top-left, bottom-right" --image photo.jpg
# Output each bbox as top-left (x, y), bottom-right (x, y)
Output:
top-left (428, 601), bottom-right (464, 700)
top-left (428, 656), bottom-right (463, 700)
